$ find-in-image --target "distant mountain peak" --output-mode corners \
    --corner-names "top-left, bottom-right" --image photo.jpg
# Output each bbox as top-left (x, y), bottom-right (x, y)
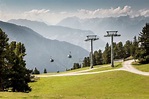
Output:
top-left (8, 19), bottom-right (49, 27)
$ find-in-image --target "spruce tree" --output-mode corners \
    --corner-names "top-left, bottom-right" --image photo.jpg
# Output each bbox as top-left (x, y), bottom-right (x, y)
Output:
top-left (93, 50), bottom-right (103, 65)
top-left (0, 29), bottom-right (9, 91)
top-left (0, 28), bottom-right (31, 92)
top-left (117, 42), bottom-right (125, 59)
top-left (73, 63), bottom-right (80, 69)
top-left (132, 36), bottom-right (138, 59)
top-left (6, 41), bottom-right (31, 92)
top-left (83, 57), bottom-right (87, 67)
top-left (33, 67), bottom-right (40, 74)
top-left (83, 57), bottom-right (90, 67)
top-left (124, 40), bottom-right (132, 58)
top-left (102, 43), bottom-right (111, 64)
top-left (136, 23), bottom-right (149, 63)
top-left (44, 68), bottom-right (47, 73)
top-left (86, 57), bottom-right (90, 66)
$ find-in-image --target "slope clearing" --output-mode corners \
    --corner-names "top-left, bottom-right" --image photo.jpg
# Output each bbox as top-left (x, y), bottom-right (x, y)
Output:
top-left (0, 71), bottom-right (149, 99)
top-left (0, 61), bottom-right (149, 99)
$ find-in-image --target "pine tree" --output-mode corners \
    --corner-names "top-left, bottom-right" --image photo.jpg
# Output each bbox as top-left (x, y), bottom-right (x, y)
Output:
top-left (98, 49), bottom-right (103, 65)
top-left (6, 41), bottom-right (31, 92)
top-left (33, 67), bottom-right (40, 74)
top-left (117, 42), bottom-right (125, 59)
top-left (136, 23), bottom-right (149, 63)
top-left (93, 50), bottom-right (103, 65)
top-left (92, 53), bottom-right (96, 66)
top-left (44, 68), bottom-right (47, 73)
top-left (132, 36), bottom-right (138, 59)
top-left (83, 57), bottom-right (90, 67)
top-left (102, 43), bottom-right (111, 64)
top-left (113, 43), bottom-right (119, 59)
top-left (0, 29), bottom-right (31, 92)
top-left (83, 57), bottom-right (87, 67)
top-left (73, 63), bottom-right (80, 69)
top-left (86, 57), bottom-right (90, 66)
top-left (124, 40), bottom-right (132, 58)
top-left (0, 28), bottom-right (9, 91)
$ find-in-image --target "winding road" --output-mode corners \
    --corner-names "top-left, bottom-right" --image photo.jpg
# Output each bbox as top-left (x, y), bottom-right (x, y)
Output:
top-left (36, 60), bottom-right (149, 77)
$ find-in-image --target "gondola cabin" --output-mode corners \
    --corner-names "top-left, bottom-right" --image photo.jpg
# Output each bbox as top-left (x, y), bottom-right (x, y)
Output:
top-left (50, 58), bottom-right (54, 62)
top-left (67, 54), bottom-right (72, 58)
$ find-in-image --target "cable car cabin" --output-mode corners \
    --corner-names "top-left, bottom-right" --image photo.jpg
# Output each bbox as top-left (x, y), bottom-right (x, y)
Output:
top-left (67, 54), bottom-right (72, 58)
top-left (50, 58), bottom-right (54, 62)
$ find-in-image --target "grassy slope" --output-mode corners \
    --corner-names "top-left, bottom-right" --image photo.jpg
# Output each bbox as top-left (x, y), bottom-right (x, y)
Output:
top-left (48, 62), bottom-right (122, 74)
top-left (133, 63), bottom-right (149, 72)
top-left (89, 62), bottom-right (122, 72)
top-left (0, 71), bottom-right (149, 99)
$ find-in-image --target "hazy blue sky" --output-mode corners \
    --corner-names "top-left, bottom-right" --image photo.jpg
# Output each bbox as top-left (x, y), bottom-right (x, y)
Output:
top-left (0, 0), bottom-right (149, 24)
top-left (1, 0), bottom-right (149, 11)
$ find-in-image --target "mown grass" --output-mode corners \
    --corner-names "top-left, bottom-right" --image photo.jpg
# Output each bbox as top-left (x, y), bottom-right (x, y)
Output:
top-left (88, 62), bottom-right (122, 72)
top-left (39, 62), bottom-right (121, 75)
top-left (62, 67), bottom-right (90, 73)
top-left (35, 67), bottom-right (90, 77)
top-left (0, 70), bottom-right (149, 99)
top-left (133, 63), bottom-right (149, 72)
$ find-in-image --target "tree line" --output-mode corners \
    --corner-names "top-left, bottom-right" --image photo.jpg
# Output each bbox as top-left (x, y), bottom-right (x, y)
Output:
top-left (0, 29), bottom-right (31, 92)
top-left (82, 38), bottom-right (138, 67)
top-left (72, 23), bottom-right (149, 68)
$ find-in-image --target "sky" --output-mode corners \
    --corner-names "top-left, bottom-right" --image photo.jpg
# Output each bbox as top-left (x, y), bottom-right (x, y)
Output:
top-left (0, 0), bottom-right (149, 24)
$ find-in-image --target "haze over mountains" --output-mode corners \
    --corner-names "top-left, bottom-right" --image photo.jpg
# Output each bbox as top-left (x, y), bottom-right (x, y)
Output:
top-left (9, 15), bottom-right (149, 51)
top-left (57, 15), bottom-right (149, 43)
top-left (8, 19), bottom-right (105, 51)
top-left (0, 21), bottom-right (89, 72)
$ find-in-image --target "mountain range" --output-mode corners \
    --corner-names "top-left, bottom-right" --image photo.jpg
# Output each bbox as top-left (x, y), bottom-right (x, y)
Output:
top-left (8, 19), bottom-right (105, 51)
top-left (9, 16), bottom-right (149, 51)
top-left (0, 21), bottom-right (89, 72)
top-left (57, 16), bottom-right (149, 43)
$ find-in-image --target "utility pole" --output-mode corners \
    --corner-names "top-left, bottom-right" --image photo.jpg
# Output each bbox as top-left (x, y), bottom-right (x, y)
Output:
top-left (104, 31), bottom-right (121, 67)
top-left (85, 35), bottom-right (99, 68)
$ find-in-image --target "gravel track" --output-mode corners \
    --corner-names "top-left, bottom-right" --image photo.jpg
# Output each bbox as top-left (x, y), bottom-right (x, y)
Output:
top-left (36, 60), bottom-right (149, 77)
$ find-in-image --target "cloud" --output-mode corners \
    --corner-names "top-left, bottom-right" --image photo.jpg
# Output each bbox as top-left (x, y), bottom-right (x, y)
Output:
top-left (0, 6), bottom-right (149, 25)
top-left (22, 9), bottom-right (73, 24)
top-left (24, 9), bottom-right (50, 15)
top-left (139, 9), bottom-right (149, 17)
top-left (77, 6), bottom-right (132, 18)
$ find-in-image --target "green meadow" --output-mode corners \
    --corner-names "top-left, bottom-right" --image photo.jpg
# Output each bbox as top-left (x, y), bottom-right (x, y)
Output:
top-left (0, 63), bottom-right (149, 99)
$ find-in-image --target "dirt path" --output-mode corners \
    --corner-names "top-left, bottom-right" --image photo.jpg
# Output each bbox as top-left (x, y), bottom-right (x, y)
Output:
top-left (119, 60), bottom-right (149, 76)
top-left (36, 65), bottom-right (118, 77)
top-left (36, 69), bottom-right (119, 77)
top-left (36, 60), bottom-right (149, 77)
